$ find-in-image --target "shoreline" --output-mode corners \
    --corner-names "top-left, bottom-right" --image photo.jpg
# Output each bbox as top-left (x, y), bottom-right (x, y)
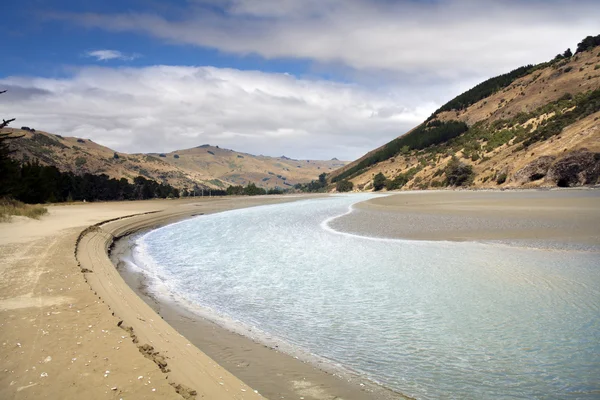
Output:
top-left (330, 189), bottom-right (600, 251)
top-left (102, 200), bottom-right (409, 400)
top-left (77, 196), bottom-right (410, 400)
top-left (3, 189), bottom-right (597, 399)
top-left (1, 197), bottom-right (258, 399)
top-left (110, 231), bottom-right (408, 400)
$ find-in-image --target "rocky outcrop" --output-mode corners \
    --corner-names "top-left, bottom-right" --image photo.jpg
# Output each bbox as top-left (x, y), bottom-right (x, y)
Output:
top-left (546, 149), bottom-right (600, 187)
top-left (513, 156), bottom-right (556, 183)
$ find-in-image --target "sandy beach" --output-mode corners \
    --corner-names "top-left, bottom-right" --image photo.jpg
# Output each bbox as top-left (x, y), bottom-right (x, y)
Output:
top-left (0, 196), bottom-right (313, 400)
top-left (2, 189), bottom-right (599, 400)
top-left (0, 195), bottom-right (407, 400)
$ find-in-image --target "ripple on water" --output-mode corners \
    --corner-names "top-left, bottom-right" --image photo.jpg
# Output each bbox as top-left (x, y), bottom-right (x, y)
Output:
top-left (132, 195), bottom-right (600, 400)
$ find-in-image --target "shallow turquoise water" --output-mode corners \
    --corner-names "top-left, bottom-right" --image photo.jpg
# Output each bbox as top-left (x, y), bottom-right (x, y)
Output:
top-left (133, 195), bottom-right (600, 399)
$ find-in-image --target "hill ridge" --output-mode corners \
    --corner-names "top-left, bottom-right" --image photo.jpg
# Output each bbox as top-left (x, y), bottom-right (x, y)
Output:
top-left (329, 35), bottom-right (600, 191)
top-left (4, 129), bottom-right (348, 190)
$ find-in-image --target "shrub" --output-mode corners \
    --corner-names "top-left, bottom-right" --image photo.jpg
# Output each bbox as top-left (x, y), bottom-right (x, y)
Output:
top-left (158, 153), bottom-right (166, 157)
top-left (0, 198), bottom-right (48, 222)
top-left (173, 154), bottom-right (180, 159)
top-left (385, 171), bottom-right (413, 190)
top-left (336, 180), bottom-right (354, 192)
top-left (77, 138), bottom-right (85, 143)
top-left (445, 157), bottom-right (474, 186)
top-left (75, 157), bottom-right (87, 167)
top-left (113, 152), bottom-right (119, 159)
top-left (373, 172), bottom-right (387, 191)
top-left (496, 173), bottom-right (507, 184)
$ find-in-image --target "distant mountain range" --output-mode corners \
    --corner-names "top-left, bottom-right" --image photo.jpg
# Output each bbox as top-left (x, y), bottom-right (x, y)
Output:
top-left (5, 129), bottom-right (347, 190)
top-left (330, 35), bottom-right (600, 190)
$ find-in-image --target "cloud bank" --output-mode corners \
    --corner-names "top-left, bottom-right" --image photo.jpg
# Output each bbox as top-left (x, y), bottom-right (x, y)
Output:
top-left (0, 66), bottom-right (432, 159)
top-left (62, 0), bottom-right (600, 78)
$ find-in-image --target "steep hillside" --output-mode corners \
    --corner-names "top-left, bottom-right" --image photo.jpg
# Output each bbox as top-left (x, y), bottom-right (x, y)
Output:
top-left (5, 129), bottom-right (347, 190)
top-left (330, 36), bottom-right (600, 191)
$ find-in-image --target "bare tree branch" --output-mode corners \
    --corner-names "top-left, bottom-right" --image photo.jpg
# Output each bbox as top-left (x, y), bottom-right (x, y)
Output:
top-left (1, 118), bottom-right (16, 130)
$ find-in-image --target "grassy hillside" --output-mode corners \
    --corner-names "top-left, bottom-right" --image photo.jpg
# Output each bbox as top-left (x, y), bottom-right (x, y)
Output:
top-left (4, 129), bottom-right (347, 190)
top-left (329, 35), bottom-right (600, 191)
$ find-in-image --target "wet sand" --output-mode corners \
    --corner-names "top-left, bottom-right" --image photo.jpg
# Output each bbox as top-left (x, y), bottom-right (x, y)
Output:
top-left (330, 189), bottom-right (600, 250)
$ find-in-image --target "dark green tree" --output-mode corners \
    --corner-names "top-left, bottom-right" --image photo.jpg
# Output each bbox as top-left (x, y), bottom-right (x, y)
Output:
top-left (243, 182), bottom-right (266, 196)
top-left (444, 157), bottom-right (474, 186)
top-left (318, 172), bottom-right (327, 185)
top-left (576, 34), bottom-right (600, 54)
top-left (226, 185), bottom-right (245, 195)
top-left (563, 48), bottom-right (573, 58)
top-left (336, 180), bottom-right (353, 192)
top-left (373, 172), bottom-right (386, 191)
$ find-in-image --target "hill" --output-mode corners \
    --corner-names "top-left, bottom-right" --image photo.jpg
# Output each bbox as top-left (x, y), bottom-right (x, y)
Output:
top-left (4, 128), bottom-right (347, 190)
top-left (329, 35), bottom-right (600, 191)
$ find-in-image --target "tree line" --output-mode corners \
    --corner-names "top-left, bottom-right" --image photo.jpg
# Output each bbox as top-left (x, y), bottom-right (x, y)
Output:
top-left (2, 89), bottom-right (181, 204)
top-left (225, 183), bottom-right (284, 196)
top-left (428, 65), bottom-right (534, 118)
top-left (5, 160), bottom-right (180, 203)
top-left (332, 120), bottom-right (468, 183)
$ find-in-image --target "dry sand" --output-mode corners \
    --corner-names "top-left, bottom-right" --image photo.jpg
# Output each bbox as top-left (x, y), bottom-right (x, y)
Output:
top-left (0, 197), bottom-right (298, 400)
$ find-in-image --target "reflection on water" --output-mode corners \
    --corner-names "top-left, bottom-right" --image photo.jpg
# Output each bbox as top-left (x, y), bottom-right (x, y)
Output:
top-left (134, 195), bottom-right (600, 399)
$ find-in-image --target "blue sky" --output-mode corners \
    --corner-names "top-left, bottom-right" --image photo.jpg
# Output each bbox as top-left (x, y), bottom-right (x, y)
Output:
top-left (3, 0), bottom-right (314, 78)
top-left (1, 0), bottom-right (599, 159)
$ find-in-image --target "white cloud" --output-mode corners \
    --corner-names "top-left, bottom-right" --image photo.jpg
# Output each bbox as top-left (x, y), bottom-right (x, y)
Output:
top-left (63, 0), bottom-right (600, 78)
top-left (86, 49), bottom-right (140, 61)
top-left (0, 66), bottom-right (432, 160)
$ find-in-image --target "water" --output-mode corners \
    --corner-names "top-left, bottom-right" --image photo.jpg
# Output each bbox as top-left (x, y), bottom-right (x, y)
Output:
top-left (132, 194), bottom-right (600, 399)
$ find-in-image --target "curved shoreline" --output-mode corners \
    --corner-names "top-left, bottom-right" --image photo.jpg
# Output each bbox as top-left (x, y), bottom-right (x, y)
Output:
top-left (77, 196), bottom-right (410, 400)
top-left (330, 189), bottom-right (600, 250)
top-left (76, 201), bottom-right (265, 399)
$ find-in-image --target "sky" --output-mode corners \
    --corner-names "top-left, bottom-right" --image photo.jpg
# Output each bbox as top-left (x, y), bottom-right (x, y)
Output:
top-left (1, 0), bottom-right (599, 160)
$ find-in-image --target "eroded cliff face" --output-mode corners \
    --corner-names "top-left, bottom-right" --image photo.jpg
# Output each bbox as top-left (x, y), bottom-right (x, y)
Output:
top-left (546, 149), bottom-right (600, 187)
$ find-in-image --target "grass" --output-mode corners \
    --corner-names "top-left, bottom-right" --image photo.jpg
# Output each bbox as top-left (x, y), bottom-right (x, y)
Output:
top-left (0, 198), bottom-right (48, 222)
